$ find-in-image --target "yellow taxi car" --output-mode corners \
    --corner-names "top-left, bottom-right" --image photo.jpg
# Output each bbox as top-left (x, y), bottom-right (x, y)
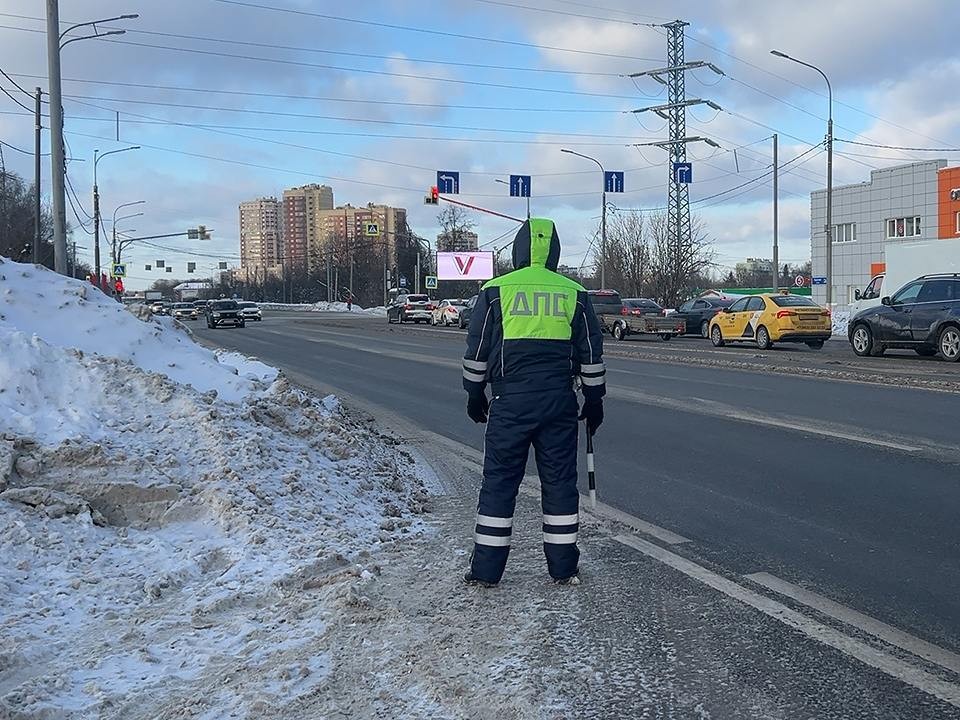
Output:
top-left (708, 293), bottom-right (831, 350)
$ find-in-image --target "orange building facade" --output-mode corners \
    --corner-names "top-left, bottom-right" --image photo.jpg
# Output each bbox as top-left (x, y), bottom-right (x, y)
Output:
top-left (938, 166), bottom-right (960, 239)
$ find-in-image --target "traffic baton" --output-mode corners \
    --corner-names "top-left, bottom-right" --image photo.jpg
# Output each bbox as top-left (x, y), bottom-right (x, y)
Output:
top-left (586, 424), bottom-right (597, 509)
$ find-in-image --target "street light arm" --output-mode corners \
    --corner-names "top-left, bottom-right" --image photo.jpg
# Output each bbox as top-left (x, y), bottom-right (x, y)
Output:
top-left (770, 50), bottom-right (832, 120)
top-left (60, 14), bottom-right (139, 40)
top-left (60, 29), bottom-right (126, 49)
top-left (560, 147), bottom-right (605, 173)
top-left (112, 199), bottom-right (146, 226)
top-left (95, 145), bottom-right (140, 170)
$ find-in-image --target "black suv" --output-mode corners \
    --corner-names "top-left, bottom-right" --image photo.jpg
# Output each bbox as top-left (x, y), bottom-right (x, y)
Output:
top-left (848, 274), bottom-right (960, 361)
top-left (206, 300), bottom-right (245, 329)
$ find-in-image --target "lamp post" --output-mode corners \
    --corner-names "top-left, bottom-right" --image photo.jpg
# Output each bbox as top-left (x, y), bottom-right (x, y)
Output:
top-left (93, 146), bottom-right (139, 279)
top-left (46, 4), bottom-right (138, 274)
top-left (560, 148), bottom-right (607, 288)
top-left (771, 50), bottom-right (833, 306)
top-left (111, 200), bottom-right (145, 263)
top-left (112, 210), bottom-right (144, 264)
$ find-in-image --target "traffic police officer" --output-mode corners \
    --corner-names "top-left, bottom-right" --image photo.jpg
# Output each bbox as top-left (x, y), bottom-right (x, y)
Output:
top-left (461, 218), bottom-right (605, 586)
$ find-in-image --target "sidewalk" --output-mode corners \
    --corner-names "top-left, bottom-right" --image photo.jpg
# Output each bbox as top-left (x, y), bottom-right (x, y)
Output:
top-left (280, 456), bottom-right (960, 720)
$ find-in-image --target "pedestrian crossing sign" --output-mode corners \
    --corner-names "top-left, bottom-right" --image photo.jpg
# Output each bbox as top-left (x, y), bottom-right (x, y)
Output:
top-left (364, 222), bottom-right (380, 237)
top-left (112, 263), bottom-right (126, 277)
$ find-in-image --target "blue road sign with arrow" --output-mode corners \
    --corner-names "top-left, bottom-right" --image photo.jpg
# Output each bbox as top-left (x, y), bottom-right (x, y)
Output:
top-left (436, 171), bottom-right (460, 194)
top-left (812, 276), bottom-right (827, 285)
top-left (509, 175), bottom-right (531, 198)
top-left (673, 162), bottom-right (693, 184)
top-left (603, 171), bottom-right (624, 193)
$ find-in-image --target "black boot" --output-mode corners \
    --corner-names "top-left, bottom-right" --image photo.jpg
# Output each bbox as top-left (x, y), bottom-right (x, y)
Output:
top-left (463, 570), bottom-right (497, 588)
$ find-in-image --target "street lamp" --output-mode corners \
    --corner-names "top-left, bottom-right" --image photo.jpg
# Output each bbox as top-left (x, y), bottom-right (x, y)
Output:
top-left (771, 49), bottom-right (834, 306)
top-left (560, 148), bottom-right (607, 288)
top-left (46, 5), bottom-right (138, 275)
top-left (113, 213), bottom-right (144, 264)
top-left (92, 146), bottom-right (139, 278)
top-left (111, 200), bottom-right (146, 264)
top-left (495, 178), bottom-right (531, 219)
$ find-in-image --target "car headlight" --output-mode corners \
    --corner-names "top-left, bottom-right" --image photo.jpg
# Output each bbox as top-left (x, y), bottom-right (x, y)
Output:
top-left (212, 312), bottom-right (221, 318)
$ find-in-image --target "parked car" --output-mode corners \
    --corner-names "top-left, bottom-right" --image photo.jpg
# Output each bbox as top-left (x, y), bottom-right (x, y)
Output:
top-left (237, 301), bottom-right (262, 322)
top-left (171, 302), bottom-right (198, 321)
top-left (709, 293), bottom-right (831, 350)
top-left (206, 299), bottom-right (245, 329)
top-left (848, 274), bottom-right (960, 361)
top-left (431, 298), bottom-right (467, 326)
top-left (673, 296), bottom-right (735, 338)
top-left (387, 293), bottom-right (433, 324)
top-left (458, 295), bottom-right (478, 329)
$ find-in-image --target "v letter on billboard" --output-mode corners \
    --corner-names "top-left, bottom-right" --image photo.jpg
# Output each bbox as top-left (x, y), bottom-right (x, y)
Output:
top-left (453, 255), bottom-right (475, 276)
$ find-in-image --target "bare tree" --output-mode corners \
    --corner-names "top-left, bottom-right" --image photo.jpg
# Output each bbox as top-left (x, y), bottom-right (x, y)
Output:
top-left (647, 211), bottom-right (717, 307)
top-left (592, 209), bottom-right (650, 296)
top-left (436, 205), bottom-right (476, 252)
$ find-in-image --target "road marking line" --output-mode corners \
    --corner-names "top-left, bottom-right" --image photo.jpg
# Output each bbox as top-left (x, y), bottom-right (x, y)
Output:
top-left (614, 534), bottom-right (960, 708)
top-left (746, 572), bottom-right (960, 675)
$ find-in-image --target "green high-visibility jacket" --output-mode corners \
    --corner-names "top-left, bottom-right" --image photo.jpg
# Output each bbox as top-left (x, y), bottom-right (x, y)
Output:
top-left (462, 218), bottom-right (605, 399)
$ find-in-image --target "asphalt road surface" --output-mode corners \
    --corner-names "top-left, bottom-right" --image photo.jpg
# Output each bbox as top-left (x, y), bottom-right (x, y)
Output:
top-left (195, 310), bottom-right (960, 714)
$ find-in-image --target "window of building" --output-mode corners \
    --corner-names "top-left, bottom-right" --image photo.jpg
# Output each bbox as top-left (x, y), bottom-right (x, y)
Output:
top-left (833, 222), bottom-right (857, 243)
top-left (886, 216), bottom-right (922, 238)
top-left (956, 211), bottom-right (960, 234)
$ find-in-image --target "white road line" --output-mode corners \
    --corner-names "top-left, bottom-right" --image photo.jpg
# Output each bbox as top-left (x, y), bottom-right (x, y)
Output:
top-left (614, 534), bottom-right (960, 708)
top-left (746, 572), bottom-right (960, 675)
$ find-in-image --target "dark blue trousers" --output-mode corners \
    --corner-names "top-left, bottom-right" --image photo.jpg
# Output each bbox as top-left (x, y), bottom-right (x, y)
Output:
top-left (470, 388), bottom-right (581, 584)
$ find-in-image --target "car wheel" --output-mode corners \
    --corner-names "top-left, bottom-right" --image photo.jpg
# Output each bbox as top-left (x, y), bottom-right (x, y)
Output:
top-left (806, 340), bottom-right (825, 349)
top-left (612, 323), bottom-right (625, 341)
top-left (756, 325), bottom-right (773, 350)
top-left (659, 333), bottom-right (671, 342)
top-left (938, 325), bottom-right (960, 362)
top-left (850, 324), bottom-right (875, 357)
top-left (700, 320), bottom-right (710, 339)
top-left (915, 347), bottom-right (937, 357)
top-left (710, 324), bottom-right (724, 347)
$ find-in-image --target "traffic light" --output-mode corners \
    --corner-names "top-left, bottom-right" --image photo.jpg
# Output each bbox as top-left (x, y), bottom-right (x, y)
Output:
top-left (424, 186), bottom-right (439, 205)
top-left (199, 225), bottom-right (210, 240)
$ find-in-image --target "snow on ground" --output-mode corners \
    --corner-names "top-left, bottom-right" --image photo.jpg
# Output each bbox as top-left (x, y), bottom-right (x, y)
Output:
top-left (259, 301), bottom-right (387, 317)
top-left (833, 310), bottom-right (850, 336)
top-left (0, 257), bottom-right (430, 718)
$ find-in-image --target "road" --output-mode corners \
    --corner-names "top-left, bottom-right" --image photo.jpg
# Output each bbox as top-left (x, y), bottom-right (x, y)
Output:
top-left (195, 311), bottom-right (960, 712)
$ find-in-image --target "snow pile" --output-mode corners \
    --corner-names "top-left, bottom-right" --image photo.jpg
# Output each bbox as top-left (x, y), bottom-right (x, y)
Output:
top-left (833, 310), bottom-right (850, 336)
top-left (259, 301), bottom-right (387, 317)
top-left (0, 258), bottom-right (267, 402)
top-left (0, 256), bottom-right (430, 718)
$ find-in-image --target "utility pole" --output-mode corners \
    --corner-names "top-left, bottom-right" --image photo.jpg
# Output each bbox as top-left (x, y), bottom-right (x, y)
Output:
top-left (93, 155), bottom-right (101, 280)
top-left (629, 21), bottom-right (722, 303)
top-left (46, 0), bottom-right (68, 274)
top-left (772, 133), bottom-right (779, 292)
top-left (34, 87), bottom-right (41, 265)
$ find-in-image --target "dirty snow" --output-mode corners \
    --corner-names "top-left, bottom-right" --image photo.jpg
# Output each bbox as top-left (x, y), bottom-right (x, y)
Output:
top-left (0, 258), bottom-right (269, 403)
top-left (259, 301), bottom-right (387, 317)
top-left (0, 256), bottom-right (430, 718)
top-left (832, 310), bottom-right (850, 336)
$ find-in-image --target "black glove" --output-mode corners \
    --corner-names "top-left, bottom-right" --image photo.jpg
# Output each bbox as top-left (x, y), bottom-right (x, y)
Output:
top-left (579, 400), bottom-right (603, 435)
top-left (467, 393), bottom-right (489, 424)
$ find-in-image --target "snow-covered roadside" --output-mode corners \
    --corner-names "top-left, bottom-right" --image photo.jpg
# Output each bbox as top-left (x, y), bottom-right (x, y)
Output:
top-left (259, 301), bottom-right (387, 317)
top-left (0, 258), bottom-right (430, 718)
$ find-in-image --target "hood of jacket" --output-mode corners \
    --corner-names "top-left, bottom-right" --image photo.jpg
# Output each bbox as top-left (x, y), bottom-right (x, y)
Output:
top-left (512, 218), bottom-right (561, 271)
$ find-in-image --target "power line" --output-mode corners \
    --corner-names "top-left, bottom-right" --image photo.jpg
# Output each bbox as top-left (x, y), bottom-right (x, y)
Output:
top-left (0, 82), bottom-right (33, 112)
top-left (62, 94), bottom-right (654, 141)
top-left (835, 138), bottom-right (960, 152)
top-left (0, 139), bottom-right (34, 155)
top-left (462, 0), bottom-right (668, 24)
top-left (8, 71), bottom-right (626, 114)
top-left (0, 17), bottom-right (624, 78)
top-left (212, 0), bottom-right (662, 62)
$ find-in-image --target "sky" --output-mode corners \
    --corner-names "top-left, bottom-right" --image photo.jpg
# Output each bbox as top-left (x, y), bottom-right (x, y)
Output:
top-left (1, 0), bottom-right (958, 289)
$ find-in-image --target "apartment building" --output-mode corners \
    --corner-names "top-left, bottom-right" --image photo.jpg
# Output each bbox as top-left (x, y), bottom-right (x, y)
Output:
top-left (238, 197), bottom-right (281, 276)
top-left (281, 184), bottom-right (334, 270)
top-left (436, 229), bottom-right (479, 253)
top-left (313, 203), bottom-right (407, 272)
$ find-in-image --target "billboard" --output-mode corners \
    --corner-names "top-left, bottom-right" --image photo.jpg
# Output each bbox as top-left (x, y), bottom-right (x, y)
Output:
top-left (436, 251), bottom-right (495, 281)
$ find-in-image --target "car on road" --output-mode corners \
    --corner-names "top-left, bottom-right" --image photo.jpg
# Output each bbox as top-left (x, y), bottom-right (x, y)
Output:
top-left (848, 274), bottom-right (960, 361)
top-left (387, 293), bottom-right (433, 324)
top-left (237, 301), bottom-right (262, 322)
top-left (587, 290), bottom-right (623, 326)
top-left (206, 300), bottom-right (245, 329)
top-left (149, 301), bottom-right (168, 315)
top-left (603, 298), bottom-right (686, 341)
top-left (192, 299), bottom-right (211, 317)
top-left (673, 296), bottom-right (735, 338)
top-left (709, 293), bottom-right (831, 350)
top-left (171, 302), bottom-right (198, 321)
top-left (458, 295), bottom-right (478, 329)
top-left (431, 298), bottom-right (467, 326)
